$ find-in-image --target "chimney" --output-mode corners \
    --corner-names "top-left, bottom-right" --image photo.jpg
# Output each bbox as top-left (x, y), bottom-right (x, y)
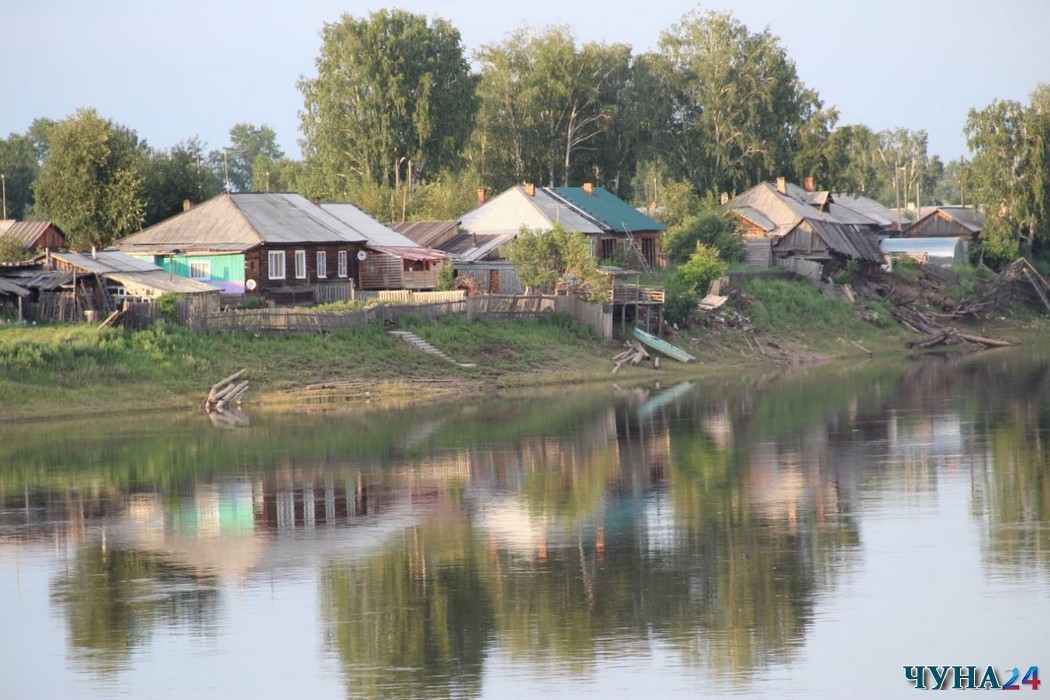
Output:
top-left (91, 246), bottom-right (97, 259)
top-left (776, 176), bottom-right (787, 194)
top-left (477, 187), bottom-right (486, 206)
top-left (524, 183), bottom-right (535, 197)
top-left (582, 182), bottom-right (594, 195)
top-left (182, 199), bottom-right (192, 212)
top-left (803, 177), bottom-right (815, 193)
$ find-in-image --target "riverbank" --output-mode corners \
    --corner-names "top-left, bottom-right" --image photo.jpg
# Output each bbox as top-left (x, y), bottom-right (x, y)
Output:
top-left (1, 276), bottom-right (1045, 423)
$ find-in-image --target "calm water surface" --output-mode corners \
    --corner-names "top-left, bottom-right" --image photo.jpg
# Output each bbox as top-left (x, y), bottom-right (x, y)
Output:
top-left (2, 348), bottom-right (1048, 699)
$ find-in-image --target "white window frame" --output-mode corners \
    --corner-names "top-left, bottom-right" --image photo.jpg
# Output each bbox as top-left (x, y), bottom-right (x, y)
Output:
top-left (189, 260), bottom-right (211, 281)
top-left (268, 250), bottom-right (286, 280)
top-left (316, 251), bottom-right (327, 278)
top-left (337, 250), bottom-right (348, 278)
top-left (294, 250), bottom-right (307, 279)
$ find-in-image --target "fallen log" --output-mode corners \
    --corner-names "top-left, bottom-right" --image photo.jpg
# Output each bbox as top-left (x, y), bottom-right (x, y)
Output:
top-left (907, 328), bottom-right (1012, 350)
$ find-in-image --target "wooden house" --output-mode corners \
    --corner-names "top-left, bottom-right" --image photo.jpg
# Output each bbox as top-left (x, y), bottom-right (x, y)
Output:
top-left (114, 193), bottom-right (367, 304)
top-left (459, 183), bottom-right (665, 270)
top-left (320, 202), bottom-right (447, 290)
top-left (0, 221), bottom-right (68, 256)
top-left (727, 178), bottom-right (885, 279)
top-left (905, 206), bottom-right (983, 241)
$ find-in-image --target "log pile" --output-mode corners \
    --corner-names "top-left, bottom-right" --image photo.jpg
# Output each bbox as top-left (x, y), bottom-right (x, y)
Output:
top-left (204, 369), bottom-right (249, 413)
top-left (611, 340), bottom-right (650, 373)
top-left (907, 329), bottom-right (1013, 350)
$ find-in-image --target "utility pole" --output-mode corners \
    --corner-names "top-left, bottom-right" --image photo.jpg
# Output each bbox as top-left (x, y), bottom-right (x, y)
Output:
top-left (1, 174), bottom-right (6, 220)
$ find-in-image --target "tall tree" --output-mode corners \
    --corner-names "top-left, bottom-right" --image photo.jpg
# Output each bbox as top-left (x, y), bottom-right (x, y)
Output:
top-left (141, 138), bottom-right (223, 226)
top-left (650, 10), bottom-right (823, 195)
top-left (473, 27), bottom-right (631, 190)
top-left (33, 109), bottom-right (146, 250)
top-left (965, 84), bottom-right (1050, 260)
top-left (208, 123), bottom-right (283, 192)
top-left (299, 9), bottom-right (478, 196)
top-left (0, 132), bottom-right (39, 220)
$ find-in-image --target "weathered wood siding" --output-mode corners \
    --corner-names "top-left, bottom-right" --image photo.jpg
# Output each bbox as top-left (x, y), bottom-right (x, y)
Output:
top-left (905, 214), bottom-right (977, 240)
top-left (359, 253), bottom-right (404, 290)
top-left (244, 244), bottom-right (362, 297)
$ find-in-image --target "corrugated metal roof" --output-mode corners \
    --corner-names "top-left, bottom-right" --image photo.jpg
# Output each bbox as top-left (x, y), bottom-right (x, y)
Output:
top-left (881, 237), bottom-right (966, 256)
top-left (0, 221), bottom-right (65, 248)
top-left (389, 220), bottom-right (460, 248)
top-left (50, 250), bottom-right (162, 274)
top-left (116, 193), bottom-right (366, 254)
top-left (320, 202), bottom-right (420, 247)
top-left (832, 193), bottom-right (908, 227)
top-left (367, 245), bottom-right (447, 262)
top-left (552, 186), bottom-right (665, 233)
top-left (106, 271), bottom-right (221, 295)
top-left (233, 193), bottom-right (366, 244)
top-left (440, 232), bottom-right (516, 262)
top-left (732, 181), bottom-right (884, 263)
top-left (733, 206), bottom-right (776, 232)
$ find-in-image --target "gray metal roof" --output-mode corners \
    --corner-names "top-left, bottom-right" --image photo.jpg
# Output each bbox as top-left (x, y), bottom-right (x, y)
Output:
top-left (389, 220), bottom-right (461, 248)
top-left (116, 193), bottom-right (366, 254)
top-left (831, 193), bottom-right (908, 228)
top-left (731, 181), bottom-right (884, 263)
top-left (320, 202), bottom-right (420, 247)
top-left (106, 271), bottom-right (221, 295)
top-left (50, 250), bottom-right (162, 274)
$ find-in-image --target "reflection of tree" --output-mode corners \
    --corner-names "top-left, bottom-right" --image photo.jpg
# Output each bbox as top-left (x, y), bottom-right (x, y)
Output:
top-left (320, 524), bottom-right (495, 699)
top-left (50, 544), bottom-right (219, 676)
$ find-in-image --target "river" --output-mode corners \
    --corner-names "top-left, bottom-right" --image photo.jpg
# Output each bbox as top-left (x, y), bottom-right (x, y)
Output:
top-left (1, 347), bottom-right (1048, 699)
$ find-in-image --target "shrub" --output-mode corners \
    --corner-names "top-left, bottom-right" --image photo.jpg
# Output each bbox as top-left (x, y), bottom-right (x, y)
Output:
top-left (674, 243), bottom-right (726, 296)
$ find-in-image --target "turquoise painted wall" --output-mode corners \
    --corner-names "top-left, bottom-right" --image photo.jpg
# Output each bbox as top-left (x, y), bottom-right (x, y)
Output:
top-left (135, 253), bottom-right (246, 294)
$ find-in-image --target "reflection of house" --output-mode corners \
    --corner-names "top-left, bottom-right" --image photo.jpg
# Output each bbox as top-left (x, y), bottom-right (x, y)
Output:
top-left (320, 202), bottom-right (446, 290)
top-left (0, 220), bottom-right (68, 255)
top-left (727, 178), bottom-right (885, 279)
top-left (115, 193), bottom-right (367, 304)
top-left (453, 183), bottom-right (665, 291)
top-left (905, 206), bottom-right (983, 241)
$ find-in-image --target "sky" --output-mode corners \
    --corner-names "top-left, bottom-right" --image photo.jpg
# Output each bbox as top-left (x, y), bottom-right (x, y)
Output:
top-left (3, 0), bottom-right (1048, 166)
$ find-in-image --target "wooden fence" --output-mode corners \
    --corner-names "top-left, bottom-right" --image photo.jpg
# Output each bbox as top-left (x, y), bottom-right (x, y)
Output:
top-left (202, 293), bottom-right (611, 339)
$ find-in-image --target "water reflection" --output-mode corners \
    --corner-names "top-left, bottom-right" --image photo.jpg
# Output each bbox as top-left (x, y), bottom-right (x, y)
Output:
top-left (2, 347), bottom-right (1049, 697)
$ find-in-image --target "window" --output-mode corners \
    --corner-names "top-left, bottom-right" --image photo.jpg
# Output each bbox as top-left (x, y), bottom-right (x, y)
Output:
top-left (295, 250), bottom-right (307, 279)
top-left (337, 250), bottom-right (348, 278)
top-left (268, 250), bottom-right (286, 280)
top-left (189, 260), bottom-right (211, 280)
top-left (316, 251), bottom-right (327, 278)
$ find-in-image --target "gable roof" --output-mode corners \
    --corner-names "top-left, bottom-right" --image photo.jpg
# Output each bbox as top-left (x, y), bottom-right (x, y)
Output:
top-left (0, 221), bottom-right (68, 248)
top-left (459, 185), bottom-right (604, 235)
top-left (911, 205), bottom-right (984, 233)
top-left (552, 186), bottom-right (665, 233)
top-left (831, 192), bottom-right (908, 228)
top-left (729, 181), bottom-right (883, 263)
top-left (116, 193), bottom-right (367, 254)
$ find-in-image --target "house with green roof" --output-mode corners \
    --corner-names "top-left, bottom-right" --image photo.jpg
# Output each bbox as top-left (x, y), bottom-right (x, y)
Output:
top-left (459, 183), bottom-right (665, 270)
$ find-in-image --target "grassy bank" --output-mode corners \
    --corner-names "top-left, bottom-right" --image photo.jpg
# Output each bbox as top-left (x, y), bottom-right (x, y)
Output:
top-left (1, 276), bottom-right (1043, 422)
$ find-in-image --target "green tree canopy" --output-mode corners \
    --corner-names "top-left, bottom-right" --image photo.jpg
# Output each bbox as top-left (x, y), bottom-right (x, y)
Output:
top-left (662, 211), bottom-right (741, 264)
top-left (208, 123), bottom-right (284, 192)
top-left (472, 27), bottom-right (631, 190)
top-left (647, 10), bottom-right (823, 195)
top-left (33, 109), bottom-right (146, 250)
top-left (507, 224), bottom-right (605, 301)
top-left (142, 138), bottom-right (222, 226)
top-left (0, 132), bottom-right (39, 220)
top-left (298, 9), bottom-right (478, 196)
top-left (965, 84), bottom-right (1050, 261)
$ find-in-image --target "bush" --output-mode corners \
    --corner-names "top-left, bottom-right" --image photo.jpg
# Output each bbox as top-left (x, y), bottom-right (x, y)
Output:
top-left (662, 211), bottom-right (742, 264)
top-left (674, 243), bottom-right (726, 296)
